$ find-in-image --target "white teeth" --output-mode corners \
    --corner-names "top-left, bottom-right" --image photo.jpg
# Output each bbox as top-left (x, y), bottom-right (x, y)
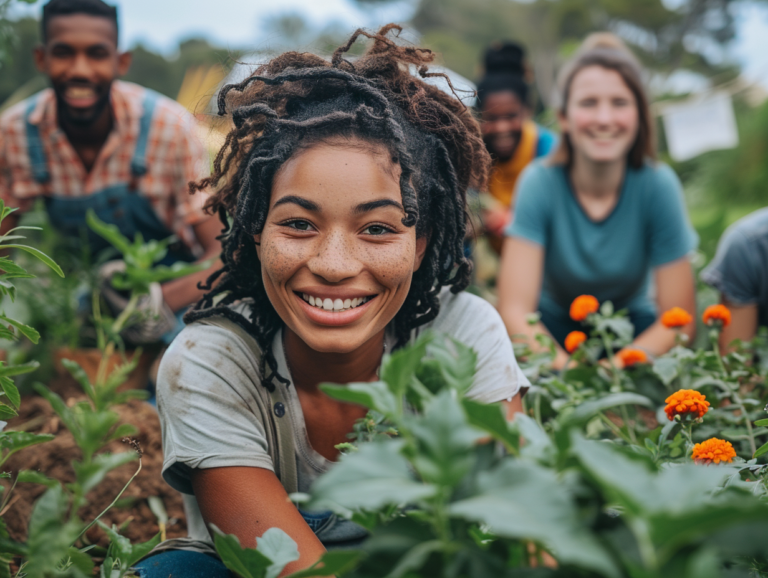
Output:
top-left (301, 294), bottom-right (373, 311)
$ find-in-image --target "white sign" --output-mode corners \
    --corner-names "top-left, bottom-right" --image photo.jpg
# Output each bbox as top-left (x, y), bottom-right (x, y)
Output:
top-left (661, 92), bottom-right (739, 161)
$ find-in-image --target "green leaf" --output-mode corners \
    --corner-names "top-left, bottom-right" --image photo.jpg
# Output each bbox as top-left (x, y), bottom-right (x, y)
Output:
top-left (462, 398), bottom-right (519, 453)
top-left (407, 391), bottom-right (484, 486)
top-left (515, 413), bottom-right (555, 463)
top-left (320, 381), bottom-right (399, 418)
top-left (310, 440), bottom-right (437, 512)
top-left (213, 527), bottom-right (273, 578)
top-left (285, 551), bottom-right (360, 577)
top-left (59, 359), bottom-right (95, 401)
top-left (85, 211), bottom-right (132, 255)
top-left (73, 452), bottom-right (137, 494)
top-left (16, 470), bottom-right (59, 488)
top-left (753, 419), bottom-right (768, 427)
top-left (562, 392), bottom-right (653, 425)
top-left (148, 496), bottom-right (168, 526)
top-left (0, 361), bottom-right (39, 378)
top-left (99, 521), bottom-right (162, 570)
top-left (0, 431), bottom-right (55, 456)
top-left (425, 336), bottom-right (477, 395)
top-left (380, 332), bottom-right (431, 399)
top-left (754, 439), bottom-right (768, 458)
top-left (62, 547), bottom-right (94, 576)
top-left (449, 460), bottom-right (619, 578)
top-left (0, 379), bottom-right (19, 410)
top-left (256, 528), bottom-right (300, 578)
top-left (0, 405), bottom-right (16, 421)
top-left (2, 244), bottom-right (63, 277)
top-left (653, 357), bottom-right (679, 386)
top-left (0, 315), bottom-right (40, 344)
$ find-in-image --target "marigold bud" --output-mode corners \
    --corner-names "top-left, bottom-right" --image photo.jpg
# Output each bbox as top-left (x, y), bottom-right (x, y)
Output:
top-left (661, 307), bottom-right (693, 329)
top-left (702, 304), bottom-right (731, 328)
top-left (570, 295), bottom-right (599, 322)
top-left (692, 438), bottom-right (736, 464)
top-left (564, 331), bottom-right (587, 353)
top-left (616, 348), bottom-right (647, 367)
top-left (664, 389), bottom-right (710, 421)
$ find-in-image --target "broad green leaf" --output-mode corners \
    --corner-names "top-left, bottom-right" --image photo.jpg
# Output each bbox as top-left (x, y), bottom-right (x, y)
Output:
top-left (213, 527), bottom-right (272, 578)
top-left (0, 379), bottom-right (19, 410)
top-left (310, 440), bottom-right (437, 512)
top-left (653, 357), bottom-right (679, 386)
top-left (148, 496), bottom-right (168, 526)
top-left (285, 551), bottom-right (360, 577)
top-left (514, 413), bottom-right (555, 464)
top-left (450, 460), bottom-right (619, 578)
top-left (62, 547), bottom-right (94, 576)
top-left (256, 528), bottom-right (300, 578)
top-left (0, 315), bottom-right (40, 344)
top-left (2, 244), bottom-right (63, 277)
top-left (425, 336), bottom-right (477, 395)
top-left (380, 332), bottom-right (431, 398)
top-left (0, 405), bottom-right (16, 420)
top-left (462, 398), bottom-right (519, 453)
top-left (99, 522), bottom-right (162, 569)
top-left (320, 381), bottom-right (399, 418)
top-left (562, 392), bottom-right (653, 425)
top-left (753, 418), bottom-right (768, 427)
top-left (407, 391), bottom-right (484, 486)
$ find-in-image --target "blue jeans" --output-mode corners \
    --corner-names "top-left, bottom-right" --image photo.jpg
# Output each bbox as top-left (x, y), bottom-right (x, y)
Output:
top-left (133, 550), bottom-right (233, 578)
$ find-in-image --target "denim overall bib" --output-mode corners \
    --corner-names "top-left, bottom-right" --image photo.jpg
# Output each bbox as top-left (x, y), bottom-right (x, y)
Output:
top-left (24, 90), bottom-right (193, 266)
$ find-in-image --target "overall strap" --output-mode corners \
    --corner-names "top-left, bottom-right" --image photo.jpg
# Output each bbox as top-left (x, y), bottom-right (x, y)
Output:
top-left (24, 95), bottom-right (50, 184)
top-left (130, 89), bottom-right (158, 178)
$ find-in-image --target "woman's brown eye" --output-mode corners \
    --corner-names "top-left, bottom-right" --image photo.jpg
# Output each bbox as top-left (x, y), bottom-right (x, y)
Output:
top-left (288, 220), bottom-right (311, 231)
top-left (365, 225), bottom-right (389, 235)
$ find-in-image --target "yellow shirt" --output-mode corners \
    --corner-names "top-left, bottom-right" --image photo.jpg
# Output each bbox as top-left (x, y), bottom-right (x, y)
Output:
top-left (488, 119), bottom-right (539, 210)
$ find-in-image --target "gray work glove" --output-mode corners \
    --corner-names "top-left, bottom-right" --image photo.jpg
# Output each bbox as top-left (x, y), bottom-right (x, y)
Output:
top-left (99, 260), bottom-right (178, 345)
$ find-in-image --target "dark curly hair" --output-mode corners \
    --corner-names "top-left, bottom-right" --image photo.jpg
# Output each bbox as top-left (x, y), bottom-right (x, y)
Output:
top-left (186, 24), bottom-right (491, 389)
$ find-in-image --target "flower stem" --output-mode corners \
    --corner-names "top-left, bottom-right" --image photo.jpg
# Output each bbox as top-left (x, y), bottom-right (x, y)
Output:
top-left (620, 404), bottom-right (638, 444)
top-left (599, 412), bottom-right (634, 445)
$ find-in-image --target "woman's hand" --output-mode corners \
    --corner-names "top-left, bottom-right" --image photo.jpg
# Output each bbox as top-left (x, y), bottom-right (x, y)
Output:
top-left (497, 237), bottom-right (569, 364)
top-left (191, 466), bottom-right (326, 577)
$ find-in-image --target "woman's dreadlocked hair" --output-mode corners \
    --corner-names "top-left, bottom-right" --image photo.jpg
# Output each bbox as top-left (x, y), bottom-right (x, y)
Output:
top-left (186, 24), bottom-right (491, 390)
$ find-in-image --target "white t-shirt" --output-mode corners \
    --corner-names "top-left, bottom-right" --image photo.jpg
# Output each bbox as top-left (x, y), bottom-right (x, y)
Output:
top-left (157, 289), bottom-right (528, 540)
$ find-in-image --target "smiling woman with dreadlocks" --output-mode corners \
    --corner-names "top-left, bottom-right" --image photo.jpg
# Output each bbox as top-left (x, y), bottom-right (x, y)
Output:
top-left (137, 25), bottom-right (528, 577)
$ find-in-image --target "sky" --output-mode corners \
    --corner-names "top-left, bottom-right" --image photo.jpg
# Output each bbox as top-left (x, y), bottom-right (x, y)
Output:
top-left (10, 0), bottom-right (768, 88)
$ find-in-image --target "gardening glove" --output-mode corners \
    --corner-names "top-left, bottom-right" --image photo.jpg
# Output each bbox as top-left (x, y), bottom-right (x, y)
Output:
top-left (99, 260), bottom-right (178, 345)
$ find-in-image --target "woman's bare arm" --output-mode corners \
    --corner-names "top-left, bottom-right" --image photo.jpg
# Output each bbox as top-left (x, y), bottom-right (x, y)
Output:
top-left (627, 257), bottom-right (696, 358)
top-left (719, 300), bottom-right (758, 352)
top-left (191, 466), bottom-right (326, 576)
top-left (496, 237), bottom-right (569, 369)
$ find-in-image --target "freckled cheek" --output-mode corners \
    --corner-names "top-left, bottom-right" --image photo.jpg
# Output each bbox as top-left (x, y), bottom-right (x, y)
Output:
top-left (359, 239), bottom-right (417, 287)
top-left (259, 237), bottom-right (310, 284)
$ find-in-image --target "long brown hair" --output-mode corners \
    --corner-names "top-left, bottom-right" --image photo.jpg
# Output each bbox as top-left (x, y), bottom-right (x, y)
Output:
top-left (550, 33), bottom-right (655, 169)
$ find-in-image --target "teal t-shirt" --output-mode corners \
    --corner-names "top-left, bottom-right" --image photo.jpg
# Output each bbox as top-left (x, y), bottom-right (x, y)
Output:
top-left (505, 160), bottom-right (698, 343)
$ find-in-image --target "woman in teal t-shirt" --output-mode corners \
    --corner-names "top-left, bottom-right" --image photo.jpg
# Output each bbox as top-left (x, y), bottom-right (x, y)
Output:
top-left (497, 33), bottom-right (697, 370)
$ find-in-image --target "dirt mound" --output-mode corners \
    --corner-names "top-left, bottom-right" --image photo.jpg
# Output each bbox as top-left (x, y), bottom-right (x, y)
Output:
top-left (1, 376), bottom-right (187, 549)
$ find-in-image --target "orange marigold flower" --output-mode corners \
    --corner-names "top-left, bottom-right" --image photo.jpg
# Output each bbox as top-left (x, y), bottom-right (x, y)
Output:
top-left (616, 348), bottom-right (648, 367)
top-left (692, 438), bottom-right (737, 464)
top-left (664, 389), bottom-right (710, 421)
top-left (661, 307), bottom-right (693, 329)
top-left (702, 304), bottom-right (731, 328)
top-left (570, 295), bottom-right (599, 322)
top-left (565, 331), bottom-right (587, 353)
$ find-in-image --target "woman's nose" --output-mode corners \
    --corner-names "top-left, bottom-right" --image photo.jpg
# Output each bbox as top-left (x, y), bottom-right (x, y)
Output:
top-left (307, 231), bottom-right (363, 283)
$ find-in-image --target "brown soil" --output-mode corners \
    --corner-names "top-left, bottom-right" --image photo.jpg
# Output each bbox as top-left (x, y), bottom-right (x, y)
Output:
top-left (1, 374), bottom-right (187, 549)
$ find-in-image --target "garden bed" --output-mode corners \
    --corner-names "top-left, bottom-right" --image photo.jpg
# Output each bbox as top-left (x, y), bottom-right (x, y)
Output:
top-left (1, 375), bottom-right (186, 549)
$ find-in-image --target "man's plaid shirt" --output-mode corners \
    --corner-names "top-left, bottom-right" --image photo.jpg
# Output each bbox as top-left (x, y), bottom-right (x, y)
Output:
top-left (0, 81), bottom-right (210, 251)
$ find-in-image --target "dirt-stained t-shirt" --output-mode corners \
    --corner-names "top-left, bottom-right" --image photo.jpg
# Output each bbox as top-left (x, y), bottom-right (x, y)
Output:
top-left (156, 289), bottom-right (528, 542)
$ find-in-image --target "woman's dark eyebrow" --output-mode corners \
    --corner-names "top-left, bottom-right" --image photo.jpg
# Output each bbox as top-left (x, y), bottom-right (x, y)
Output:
top-left (354, 199), bottom-right (404, 214)
top-left (272, 196), bottom-right (320, 211)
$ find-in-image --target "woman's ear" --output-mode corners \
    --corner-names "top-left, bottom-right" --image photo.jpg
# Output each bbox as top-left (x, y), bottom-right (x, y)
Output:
top-left (413, 236), bottom-right (428, 272)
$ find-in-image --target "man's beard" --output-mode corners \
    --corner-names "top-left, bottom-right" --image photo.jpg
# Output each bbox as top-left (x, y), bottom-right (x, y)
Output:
top-left (53, 82), bottom-right (113, 127)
